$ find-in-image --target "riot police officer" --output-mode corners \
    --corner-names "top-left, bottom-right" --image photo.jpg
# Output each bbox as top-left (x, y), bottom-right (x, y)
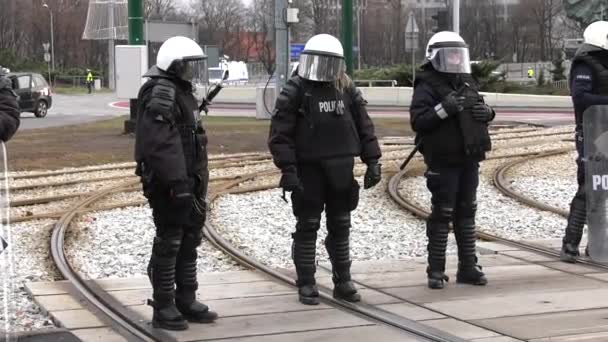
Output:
top-left (134, 36), bottom-right (217, 330)
top-left (561, 21), bottom-right (608, 263)
top-left (0, 66), bottom-right (20, 142)
top-left (410, 32), bottom-right (494, 289)
top-left (268, 34), bottom-right (382, 305)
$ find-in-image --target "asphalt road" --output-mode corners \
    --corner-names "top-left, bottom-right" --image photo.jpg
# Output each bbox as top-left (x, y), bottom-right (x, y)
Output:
top-left (18, 93), bottom-right (575, 130)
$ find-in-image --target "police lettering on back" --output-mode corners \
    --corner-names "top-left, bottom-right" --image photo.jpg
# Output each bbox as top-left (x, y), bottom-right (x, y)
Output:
top-left (318, 100), bottom-right (345, 114)
top-left (591, 174), bottom-right (608, 190)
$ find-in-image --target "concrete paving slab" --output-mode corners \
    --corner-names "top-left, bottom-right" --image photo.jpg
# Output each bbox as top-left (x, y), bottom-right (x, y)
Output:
top-left (472, 308), bottom-right (608, 340)
top-left (426, 288), bottom-right (608, 320)
top-left (376, 303), bottom-right (445, 321)
top-left (383, 273), bottom-right (599, 304)
top-left (71, 328), bottom-right (128, 342)
top-left (222, 325), bottom-right (422, 342)
top-left (52, 309), bottom-right (106, 329)
top-left (529, 331), bottom-right (608, 342)
top-left (542, 261), bottom-right (603, 274)
top-left (421, 318), bottom-right (500, 339)
top-left (167, 309), bottom-right (374, 341)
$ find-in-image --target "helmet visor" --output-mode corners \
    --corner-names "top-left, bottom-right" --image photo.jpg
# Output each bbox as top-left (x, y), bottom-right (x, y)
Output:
top-left (297, 53), bottom-right (345, 82)
top-left (430, 48), bottom-right (471, 74)
top-left (182, 57), bottom-right (208, 87)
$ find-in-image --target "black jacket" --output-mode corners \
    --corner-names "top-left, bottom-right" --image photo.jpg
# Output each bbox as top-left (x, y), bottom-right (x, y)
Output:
top-left (268, 75), bottom-right (381, 172)
top-left (0, 76), bottom-right (20, 142)
top-left (569, 48), bottom-right (608, 133)
top-left (410, 69), bottom-right (493, 166)
top-left (134, 66), bottom-right (208, 187)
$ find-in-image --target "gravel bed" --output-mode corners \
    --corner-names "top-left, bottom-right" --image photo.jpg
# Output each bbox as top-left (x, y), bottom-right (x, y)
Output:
top-left (66, 206), bottom-right (243, 279)
top-left (92, 190), bottom-right (146, 208)
top-left (11, 198), bottom-right (79, 218)
top-left (10, 169), bottom-right (134, 188)
top-left (0, 219), bottom-right (58, 331)
top-left (399, 160), bottom-right (568, 241)
top-left (209, 177), bottom-right (456, 269)
top-left (11, 179), bottom-right (135, 202)
top-left (209, 162), bottom-right (275, 180)
top-left (7, 162), bottom-right (135, 178)
top-left (507, 152), bottom-right (578, 212)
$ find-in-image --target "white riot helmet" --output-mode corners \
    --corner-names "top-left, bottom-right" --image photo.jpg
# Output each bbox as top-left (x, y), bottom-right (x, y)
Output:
top-left (298, 34), bottom-right (346, 82)
top-left (583, 21), bottom-right (608, 50)
top-left (425, 31), bottom-right (471, 74)
top-left (157, 36), bottom-right (208, 85)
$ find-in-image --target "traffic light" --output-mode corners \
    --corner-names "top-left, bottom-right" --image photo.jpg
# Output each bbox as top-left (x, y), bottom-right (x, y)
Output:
top-left (431, 10), bottom-right (449, 33)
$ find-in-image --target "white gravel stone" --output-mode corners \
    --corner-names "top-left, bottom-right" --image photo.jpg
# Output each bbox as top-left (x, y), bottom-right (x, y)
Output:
top-left (11, 179), bottom-right (136, 202)
top-left (399, 160), bottom-right (568, 241)
top-left (0, 219), bottom-right (58, 331)
top-left (209, 177), bottom-right (456, 269)
top-left (507, 152), bottom-right (578, 212)
top-left (9, 169), bottom-right (134, 188)
top-left (67, 206), bottom-right (243, 280)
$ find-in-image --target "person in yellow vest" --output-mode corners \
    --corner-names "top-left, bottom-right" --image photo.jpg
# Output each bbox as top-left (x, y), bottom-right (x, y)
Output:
top-left (527, 67), bottom-right (534, 79)
top-left (86, 69), bottom-right (94, 94)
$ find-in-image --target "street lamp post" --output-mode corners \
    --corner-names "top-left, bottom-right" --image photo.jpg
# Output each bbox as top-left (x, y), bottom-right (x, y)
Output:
top-left (43, 3), bottom-right (55, 73)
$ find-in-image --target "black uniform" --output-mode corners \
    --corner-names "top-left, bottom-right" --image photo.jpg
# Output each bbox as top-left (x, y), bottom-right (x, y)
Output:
top-left (134, 66), bottom-right (215, 330)
top-left (410, 67), bottom-right (494, 288)
top-left (0, 74), bottom-right (20, 142)
top-left (561, 48), bottom-right (608, 262)
top-left (268, 75), bottom-right (381, 304)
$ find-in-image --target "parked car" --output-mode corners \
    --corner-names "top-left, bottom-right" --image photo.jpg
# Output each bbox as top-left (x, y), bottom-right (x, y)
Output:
top-left (7, 72), bottom-right (52, 118)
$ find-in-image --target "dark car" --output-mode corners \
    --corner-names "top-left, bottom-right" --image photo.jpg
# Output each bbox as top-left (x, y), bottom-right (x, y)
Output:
top-left (7, 72), bottom-right (53, 118)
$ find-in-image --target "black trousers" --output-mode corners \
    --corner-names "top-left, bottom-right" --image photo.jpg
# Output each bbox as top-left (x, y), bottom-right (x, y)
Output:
top-left (426, 162), bottom-right (479, 218)
top-left (290, 157), bottom-right (360, 286)
top-left (145, 172), bottom-right (208, 302)
top-left (563, 132), bottom-right (586, 247)
top-left (425, 161), bottom-right (480, 272)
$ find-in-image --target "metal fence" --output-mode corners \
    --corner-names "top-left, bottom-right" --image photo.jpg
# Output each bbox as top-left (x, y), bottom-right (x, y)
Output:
top-left (497, 61), bottom-right (572, 82)
top-left (53, 75), bottom-right (105, 88)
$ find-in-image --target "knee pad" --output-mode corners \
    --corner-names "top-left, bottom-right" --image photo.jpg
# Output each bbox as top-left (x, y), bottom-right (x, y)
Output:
top-left (293, 216), bottom-right (320, 241)
top-left (327, 214), bottom-right (351, 238)
top-left (456, 201), bottom-right (477, 220)
top-left (152, 236), bottom-right (182, 259)
top-left (430, 205), bottom-right (453, 223)
top-left (180, 229), bottom-right (203, 260)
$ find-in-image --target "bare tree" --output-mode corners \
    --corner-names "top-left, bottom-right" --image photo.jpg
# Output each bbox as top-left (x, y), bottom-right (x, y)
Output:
top-left (145, 0), bottom-right (176, 20)
top-left (249, 0), bottom-right (275, 73)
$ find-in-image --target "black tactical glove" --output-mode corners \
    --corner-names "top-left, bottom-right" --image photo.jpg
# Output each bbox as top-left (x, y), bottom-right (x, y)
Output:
top-left (169, 179), bottom-right (194, 208)
top-left (279, 170), bottom-right (303, 193)
top-left (471, 103), bottom-right (493, 122)
top-left (364, 162), bottom-right (382, 189)
top-left (441, 91), bottom-right (465, 118)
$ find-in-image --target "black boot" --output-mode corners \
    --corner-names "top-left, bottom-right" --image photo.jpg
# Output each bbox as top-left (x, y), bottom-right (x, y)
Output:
top-left (427, 267), bottom-right (449, 289)
top-left (147, 293), bottom-right (188, 331)
top-left (426, 220), bottom-right (450, 289)
top-left (175, 261), bottom-right (218, 323)
top-left (175, 231), bottom-right (218, 323)
top-left (147, 234), bottom-right (188, 330)
top-left (561, 194), bottom-right (586, 263)
top-left (326, 215), bottom-right (360, 302)
top-left (292, 218), bottom-right (320, 305)
top-left (454, 218), bottom-right (487, 286)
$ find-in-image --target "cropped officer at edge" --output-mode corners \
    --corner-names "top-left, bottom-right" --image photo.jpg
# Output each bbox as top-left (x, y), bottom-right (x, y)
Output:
top-left (561, 21), bottom-right (608, 263)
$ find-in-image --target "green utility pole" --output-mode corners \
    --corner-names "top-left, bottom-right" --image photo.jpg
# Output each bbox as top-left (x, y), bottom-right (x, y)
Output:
top-left (128, 0), bottom-right (144, 45)
top-left (125, 0), bottom-right (144, 133)
top-left (342, 0), bottom-right (354, 76)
